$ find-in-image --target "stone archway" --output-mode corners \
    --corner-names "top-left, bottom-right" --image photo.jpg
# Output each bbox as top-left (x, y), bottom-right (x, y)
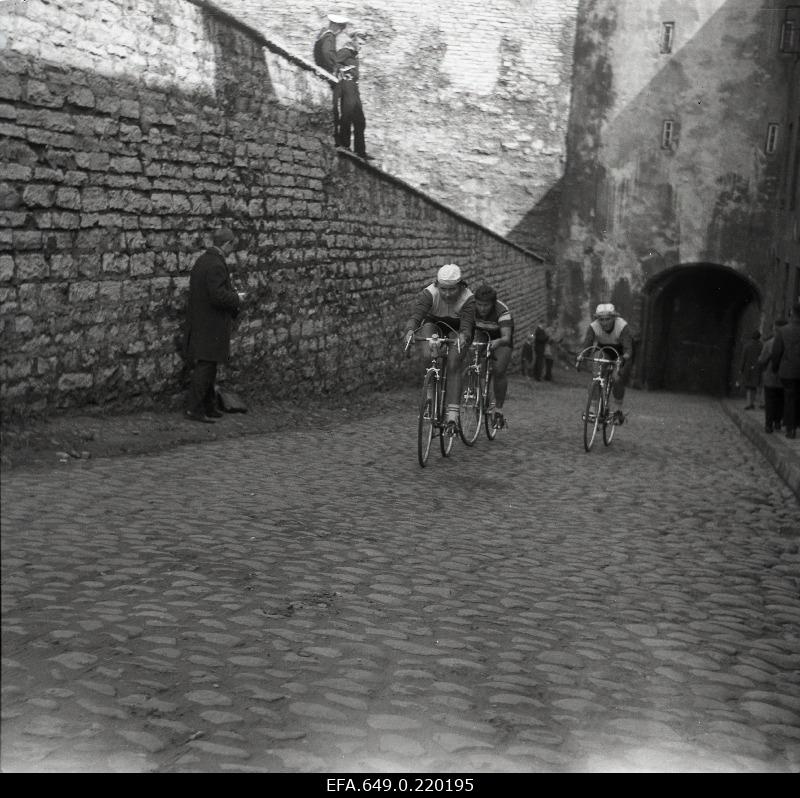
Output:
top-left (639, 264), bottom-right (761, 396)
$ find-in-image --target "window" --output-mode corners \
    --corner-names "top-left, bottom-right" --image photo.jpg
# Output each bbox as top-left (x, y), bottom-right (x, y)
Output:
top-left (660, 22), bottom-right (675, 54)
top-left (780, 7), bottom-right (800, 53)
top-left (766, 123), bottom-right (779, 154)
top-left (661, 120), bottom-right (675, 149)
top-left (790, 119), bottom-right (799, 211)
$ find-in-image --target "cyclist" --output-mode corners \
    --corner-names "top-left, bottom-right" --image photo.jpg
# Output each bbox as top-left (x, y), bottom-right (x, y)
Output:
top-left (403, 264), bottom-right (475, 432)
top-left (473, 283), bottom-right (514, 428)
top-left (580, 302), bottom-right (633, 424)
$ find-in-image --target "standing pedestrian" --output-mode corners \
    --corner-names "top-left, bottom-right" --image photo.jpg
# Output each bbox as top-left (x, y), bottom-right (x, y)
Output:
top-left (184, 228), bottom-right (244, 423)
top-left (532, 323), bottom-right (548, 381)
top-left (739, 329), bottom-right (762, 409)
top-left (758, 318), bottom-right (786, 434)
top-left (771, 300), bottom-right (800, 439)
top-left (520, 330), bottom-right (535, 379)
top-left (335, 30), bottom-right (370, 160)
top-left (543, 324), bottom-right (562, 381)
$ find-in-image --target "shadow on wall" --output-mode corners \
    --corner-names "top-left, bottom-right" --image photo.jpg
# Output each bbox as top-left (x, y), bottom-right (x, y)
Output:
top-left (505, 180), bottom-right (563, 263)
top-left (200, 2), bottom-right (275, 116)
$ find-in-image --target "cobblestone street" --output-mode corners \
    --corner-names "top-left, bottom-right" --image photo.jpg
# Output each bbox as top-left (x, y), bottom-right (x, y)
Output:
top-left (2, 375), bottom-right (799, 773)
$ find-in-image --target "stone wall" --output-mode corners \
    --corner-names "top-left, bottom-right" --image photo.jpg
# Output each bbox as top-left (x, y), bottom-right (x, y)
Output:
top-left (0, 0), bottom-right (545, 418)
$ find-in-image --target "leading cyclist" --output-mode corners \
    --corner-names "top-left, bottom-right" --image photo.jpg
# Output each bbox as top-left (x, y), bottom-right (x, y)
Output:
top-left (580, 302), bottom-right (634, 424)
top-left (403, 264), bottom-right (475, 433)
top-left (473, 283), bottom-right (514, 428)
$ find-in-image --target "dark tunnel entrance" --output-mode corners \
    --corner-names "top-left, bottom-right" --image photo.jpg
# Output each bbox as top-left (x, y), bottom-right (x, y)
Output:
top-left (639, 264), bottom-right (761, 396)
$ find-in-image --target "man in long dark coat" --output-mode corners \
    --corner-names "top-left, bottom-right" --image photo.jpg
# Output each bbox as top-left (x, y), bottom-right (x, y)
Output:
top-left (184, 227), bottom-right (242, 423)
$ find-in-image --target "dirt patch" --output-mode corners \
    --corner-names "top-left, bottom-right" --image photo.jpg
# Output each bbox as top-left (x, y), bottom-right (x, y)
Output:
top-left (0, 386), bottom-right (417, 473)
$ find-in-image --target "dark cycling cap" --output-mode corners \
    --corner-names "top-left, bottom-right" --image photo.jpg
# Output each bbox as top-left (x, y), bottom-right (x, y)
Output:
top-left (475, 284), bottom-right (497, 302)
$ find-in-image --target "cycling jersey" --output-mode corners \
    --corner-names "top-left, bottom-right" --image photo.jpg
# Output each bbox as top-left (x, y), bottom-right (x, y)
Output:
top-left (406, 282), bottom-right (475, 338)
top-left (475, 299), bottom-right (514, 343)
top-left (584, 317), bottom-right (632, 357)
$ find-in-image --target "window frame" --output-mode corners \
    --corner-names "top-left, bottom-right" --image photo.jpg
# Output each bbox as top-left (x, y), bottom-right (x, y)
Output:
top-left (660, 22), bottom-right (675, 54)
top-left (766, 123), bottom-right (779, 155)
top-left (661, 119), bottom-right (675, 150)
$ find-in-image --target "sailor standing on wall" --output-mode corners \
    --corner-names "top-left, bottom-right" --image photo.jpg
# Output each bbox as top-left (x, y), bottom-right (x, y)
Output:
top-left (335, 29), bottom-right (370, 160)
top-left (313, 13), bottom-right (350, 146)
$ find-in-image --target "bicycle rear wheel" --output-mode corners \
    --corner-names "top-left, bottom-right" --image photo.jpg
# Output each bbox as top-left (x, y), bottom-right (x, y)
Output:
top-left (417, 374), bottom-right (435, 467)
top-left (583, 381), bottom-right (601, 452)
top-left (484, 371), bottom-right (498, 440)
top-left (602, 381), bottom-right (616, 446)
top-left (458, 367), bottom-right (482, 446)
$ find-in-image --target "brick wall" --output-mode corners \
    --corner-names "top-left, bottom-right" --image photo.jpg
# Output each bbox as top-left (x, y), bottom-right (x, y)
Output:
top-left (0, 0), bottom-right (545, 418)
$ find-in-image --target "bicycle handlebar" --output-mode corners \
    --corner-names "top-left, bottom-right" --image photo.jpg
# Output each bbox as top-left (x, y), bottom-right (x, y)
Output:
top-left (575, 345), bottom-right (623, 369)
top-left (405, 333), bottom-right (462, 355)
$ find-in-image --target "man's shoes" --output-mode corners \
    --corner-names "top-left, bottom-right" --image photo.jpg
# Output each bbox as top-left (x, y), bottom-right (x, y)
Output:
top-left (744, 405), bottom-right (755, 410)
top-left (493, 410), bottom-right (505, 429)
top-left (185, 410), bottom-right (215, 424)
top-left (613, 410), bottom-right (625, 425)
top-left (444, 420), bottom-right (458, 435)
top-left (205, 408), bottom-right (224, 419)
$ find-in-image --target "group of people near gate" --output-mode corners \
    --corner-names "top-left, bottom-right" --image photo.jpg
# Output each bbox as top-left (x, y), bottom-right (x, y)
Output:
top-left (401, 264), bottom-right (634, 433)
top-left (739, 305), bottom-right (800, 440)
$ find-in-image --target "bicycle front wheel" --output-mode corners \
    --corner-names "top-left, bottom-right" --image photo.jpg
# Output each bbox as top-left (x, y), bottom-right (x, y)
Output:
top-left (458, 367), bottom-right (482, 446)
top-left (484, 371), bottom-right (498, 440)
top-left (583, 381), bottom-right (601, 452)
top-left (417, 374), bottom-right (435, 467)
top-left (603, 381), bottom-right (616, 446)
top-left (440, 363), bottom-right (455, 457)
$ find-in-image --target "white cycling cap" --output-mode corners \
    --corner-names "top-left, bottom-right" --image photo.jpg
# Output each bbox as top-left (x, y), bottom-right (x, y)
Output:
top-left (437, 263), bottom-right (462, 287)
top-left (328, 13), bottom-right (349, 24)
top-left (595, 302), bottom-right (616, 317)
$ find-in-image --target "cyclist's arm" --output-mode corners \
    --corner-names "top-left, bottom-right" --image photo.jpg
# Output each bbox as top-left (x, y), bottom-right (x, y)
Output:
top-left (458, 296), bottom-right (476, 346)
top-left (491, 320), bottom-right (513, 350)
top-left (403, 292), bottom-right (433, 340)
top-left (618, 324), bottom-right (634, 362)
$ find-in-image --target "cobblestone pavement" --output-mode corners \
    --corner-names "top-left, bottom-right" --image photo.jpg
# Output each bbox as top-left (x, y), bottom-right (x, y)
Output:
top-left (2, 375), bottom-right (799, 773)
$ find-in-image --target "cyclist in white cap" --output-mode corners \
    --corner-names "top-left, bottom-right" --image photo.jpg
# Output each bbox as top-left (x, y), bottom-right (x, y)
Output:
top-left (403, 264), bottom-right (476, 431)
top-left (580, 302), bottom-right (634, 424)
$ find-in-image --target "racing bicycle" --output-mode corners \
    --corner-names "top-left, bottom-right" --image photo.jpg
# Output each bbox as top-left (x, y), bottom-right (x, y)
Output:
top-left (459, 337), bottom-right (504, 445)
top-left (405, 328), bottom-right (461, 467)
top-left (575, 345), bottom-right (621, 452)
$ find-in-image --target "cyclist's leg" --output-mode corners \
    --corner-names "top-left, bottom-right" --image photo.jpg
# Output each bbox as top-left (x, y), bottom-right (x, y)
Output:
top-left (611, 355), bottom-right (631, 421)
top-left (492, 344), bottom-right (512, 411)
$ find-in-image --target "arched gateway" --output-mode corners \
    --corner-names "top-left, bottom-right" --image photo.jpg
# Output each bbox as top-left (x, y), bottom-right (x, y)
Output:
top-left (638, 264), bottom-right (761, 397)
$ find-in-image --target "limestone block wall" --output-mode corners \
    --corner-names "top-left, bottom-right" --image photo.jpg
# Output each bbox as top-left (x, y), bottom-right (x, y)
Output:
top-left (0, 0), bottom-right (545, 418)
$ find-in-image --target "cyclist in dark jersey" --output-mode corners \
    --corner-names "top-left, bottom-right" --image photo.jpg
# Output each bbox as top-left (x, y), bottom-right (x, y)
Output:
top-left (473, 284), bottom-right (514, 428)
top-left (403, 264), bottom-right (475, 432)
